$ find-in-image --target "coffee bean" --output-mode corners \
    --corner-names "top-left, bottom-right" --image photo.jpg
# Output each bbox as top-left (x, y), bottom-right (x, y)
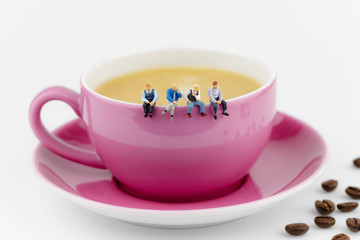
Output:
top-left (354, 157), bottom-right (360, 167)
top-left (346, 217), bottom-right (360, 232)
top-left (345, 186), bottom-right (360, 199)
top-left (315, 199), bottom-right (335, 215)
top-left (337, 202), bottom-right (358, 212)
top-left (331, 233), bottom-right (350, 240)
top-left (314, 216), bottom-right (335, 228)
top-left (285, 223), bottom-right (309, 236)
top-left (322, 179), bottom-right (338, 192)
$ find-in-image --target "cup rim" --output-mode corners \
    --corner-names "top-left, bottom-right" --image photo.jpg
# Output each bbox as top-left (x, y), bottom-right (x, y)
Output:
top-left (80, 48), bottom-right (276, 107)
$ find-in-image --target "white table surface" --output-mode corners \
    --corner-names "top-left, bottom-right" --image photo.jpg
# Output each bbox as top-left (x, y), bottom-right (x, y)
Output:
top-left (2, 0), bottom-right (360, 239)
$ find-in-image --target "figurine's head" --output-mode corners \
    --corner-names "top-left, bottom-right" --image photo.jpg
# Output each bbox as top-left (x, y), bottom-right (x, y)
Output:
top-left (193, 84), bottom-right (199, 92)
top-left (145, 84), bottom-right (151, 91)
top-left (213, 81), bottom-right (218, 89)
top-left (171, 83), bottom-right (177, 91)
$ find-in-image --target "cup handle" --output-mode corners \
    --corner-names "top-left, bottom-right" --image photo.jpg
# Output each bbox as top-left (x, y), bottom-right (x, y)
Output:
top-left (29, 86), bottom-right (106, 169)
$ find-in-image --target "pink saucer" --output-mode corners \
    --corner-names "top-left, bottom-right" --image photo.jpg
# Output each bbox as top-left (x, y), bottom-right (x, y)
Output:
top-left (33, 111), bottom-right (327, 228)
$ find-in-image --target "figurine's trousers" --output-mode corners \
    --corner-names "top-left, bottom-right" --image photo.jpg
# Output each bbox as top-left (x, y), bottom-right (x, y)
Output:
top-left (165, 102), bottom-right (176, 115)
top-left (187, 101), bottom-right (205, 114)
top-left (143, 102), bottom-right (155, 113)
top-left (211, 98), bottom-right (227, 114)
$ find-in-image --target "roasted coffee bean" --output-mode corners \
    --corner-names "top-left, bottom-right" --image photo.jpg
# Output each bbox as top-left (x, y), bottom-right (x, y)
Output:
top-left (314, 216), bottom-right (335, 228)
top-left (331, 233), bottom-right (350, 240)
top-left (346, 217), bottom-right (360, 232)
top-left (285, 223), bottom-right (309, 236)
top-left (322, 179), bottom-right (338, 192)
top-left (354, 157), bottom-right (360, 168)
top-left (346, 186), bottom-right (360, 199)
top-left (337, 202), bottom-right (358, 212)
top-left (315, 199), bottom-right (335, 215)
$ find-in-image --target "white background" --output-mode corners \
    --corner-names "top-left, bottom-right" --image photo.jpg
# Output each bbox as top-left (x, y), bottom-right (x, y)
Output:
top-left (2, 0), bottom-right (360, 239)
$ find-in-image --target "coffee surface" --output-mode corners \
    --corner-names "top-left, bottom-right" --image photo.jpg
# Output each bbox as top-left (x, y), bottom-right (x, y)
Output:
top-left (95, 67), bottom-right (261, 106)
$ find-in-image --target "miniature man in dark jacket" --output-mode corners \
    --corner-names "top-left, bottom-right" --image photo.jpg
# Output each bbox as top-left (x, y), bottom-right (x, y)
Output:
top-left (184, 84), bottom-right (207, 118)
top-left (141, 84), bottom-right (159, 118)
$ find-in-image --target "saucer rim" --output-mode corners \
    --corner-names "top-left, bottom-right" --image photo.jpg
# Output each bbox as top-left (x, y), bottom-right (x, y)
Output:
top-left (33, 111), bottom-right (327, 217)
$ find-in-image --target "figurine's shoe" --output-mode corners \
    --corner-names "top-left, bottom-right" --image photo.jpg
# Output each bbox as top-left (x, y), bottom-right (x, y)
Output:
top-left (33, 111), bottom-right (327, 228)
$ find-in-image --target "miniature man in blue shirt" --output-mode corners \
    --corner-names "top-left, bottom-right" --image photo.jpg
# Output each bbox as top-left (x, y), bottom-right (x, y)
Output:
top-left (208, 81), bottom-right (229, 120)
top-left (161, 83), bottom-right (182, 121)
top-left (141, 84), bottom-right (159, 118)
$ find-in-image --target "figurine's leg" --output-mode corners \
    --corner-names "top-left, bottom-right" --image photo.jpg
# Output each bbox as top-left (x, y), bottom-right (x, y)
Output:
top-left (211, 102), bottom-right (218, 119)
top-left (211, 102), bottom-right (218, 114)
top-left (165, 103), bottom-right (171, 111)
top-left (143, 102), bottom-right (148, 113)
top-left (143, 102), bottom-right (149, 117)
top-left (221, 100), bottom-right (227, 112)
top-left (196, 101), bottom-right (205, 114)
top-left (187, 102), bottom-right (193, 114)
top-left (149, 103), bottom-right (155, 113)
top-left (148, 103), bottom-right (155, 118)
top-left (169, 103), bottom-right (175, 121)
top-left (162, 102), bottom-right (172, 115)
top-left (221, 100), bottom-right (229, 116)
top-left (169, 103), bottom-right (175, 115)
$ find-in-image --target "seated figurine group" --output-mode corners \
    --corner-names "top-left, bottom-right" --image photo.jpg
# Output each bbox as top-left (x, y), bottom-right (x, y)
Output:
top-left (141, 81), bottom-right (229, 121)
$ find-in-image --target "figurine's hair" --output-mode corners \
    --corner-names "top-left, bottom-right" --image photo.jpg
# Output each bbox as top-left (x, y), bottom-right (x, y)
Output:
top-left (171, 83), bottom-right (177, 87)
top-left (193, 84), bottom-right (199, 88)
top-left (146, 84), bottom-right (151, 87)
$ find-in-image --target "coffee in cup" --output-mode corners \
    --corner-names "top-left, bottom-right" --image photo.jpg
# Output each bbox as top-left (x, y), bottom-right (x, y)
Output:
top-left (95, 66), bottom-right (261, 106)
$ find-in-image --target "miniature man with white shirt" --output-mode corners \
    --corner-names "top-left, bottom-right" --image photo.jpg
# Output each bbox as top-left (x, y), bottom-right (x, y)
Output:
top-left (183, 84), bottom-right (207, 118)
top-left (208, 81), bottom-right (229, 120)
top-left (141, 84), bottom-right (159, 118)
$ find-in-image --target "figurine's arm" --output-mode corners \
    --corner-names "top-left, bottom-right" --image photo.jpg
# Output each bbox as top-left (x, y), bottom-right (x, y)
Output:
top-left (153, 89), bottom-right (159, 103)
top-left (177, 90), bottom-right (182, 99)
top-left (166, 89), bottom-right (173, 102)
top-left (208, 88), bottom-right (216, 103)
top-left (183, 89), bottom-right (190, 102)
top-left (195, 90), bottom-right (200, 101)
top-left (141, 91), bottom-right (148, 103)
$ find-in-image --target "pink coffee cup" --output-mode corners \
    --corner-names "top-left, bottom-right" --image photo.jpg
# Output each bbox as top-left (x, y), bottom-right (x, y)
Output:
top-left (29, 48), bottom-right (276, 203)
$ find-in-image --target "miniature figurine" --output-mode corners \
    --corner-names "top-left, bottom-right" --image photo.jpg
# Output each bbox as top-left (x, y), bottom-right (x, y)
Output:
top-left (141, 84), bottom-right (159, 118)
top-left (183, 84), bottom-right (207, 118)
top-left (161, 83), bottom-right (182, 121)
top-left (208, 81), bottom-right (229, 120)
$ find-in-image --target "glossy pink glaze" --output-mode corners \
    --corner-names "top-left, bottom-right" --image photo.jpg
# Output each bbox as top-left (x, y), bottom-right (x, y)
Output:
top-left (29, 50), bottom-right (276, 202)
top-left (29, 81), bottom-right (276, 203)
top-left (33, 112), bottom-right (327, 210)
top-left (29, 86), bottom-right (105, 169)
top-left (79, 78), bottom-right (275, 202)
